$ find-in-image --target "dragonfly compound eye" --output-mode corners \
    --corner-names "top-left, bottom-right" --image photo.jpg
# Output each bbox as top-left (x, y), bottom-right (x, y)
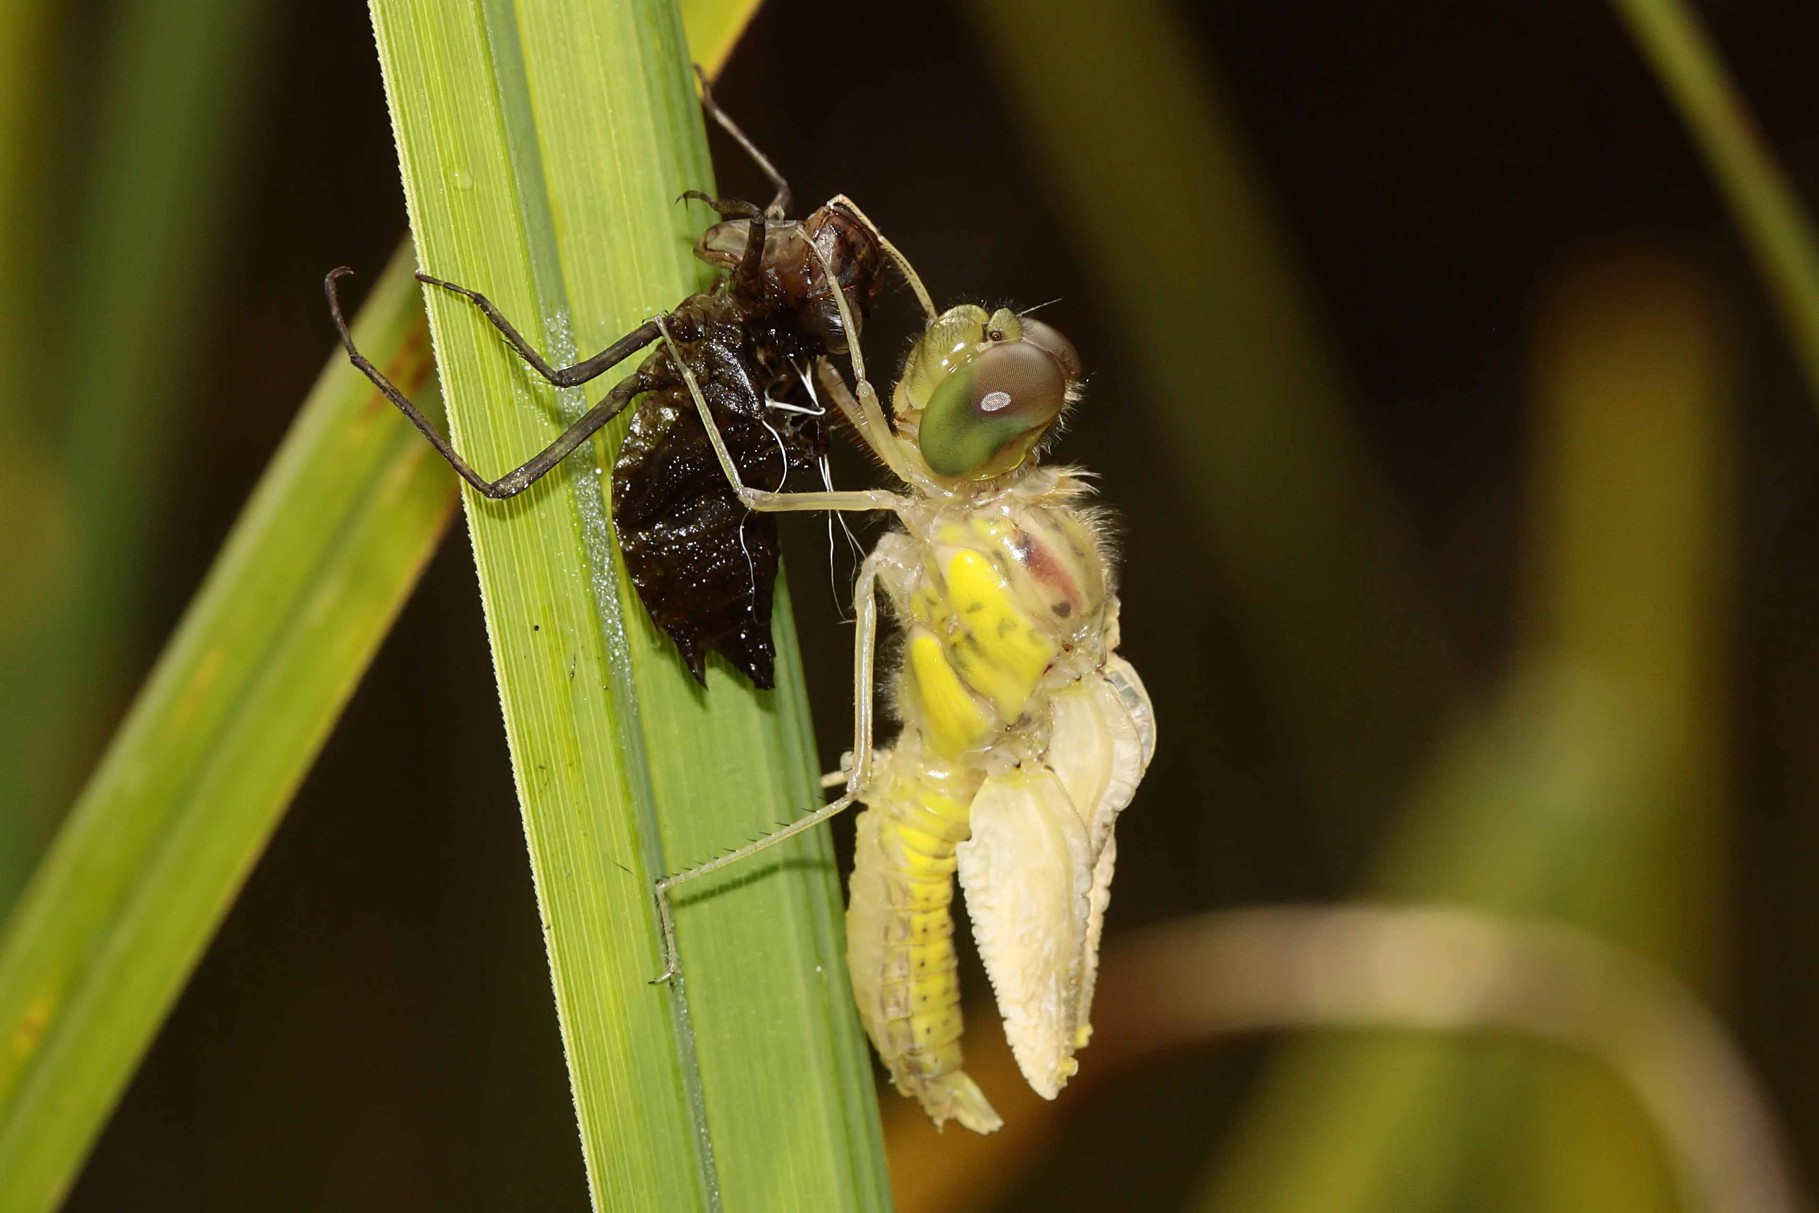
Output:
top-left (1015, 317), bottom-right (1082, 381)
top-left (921, 337), bottom-right (1070, 478)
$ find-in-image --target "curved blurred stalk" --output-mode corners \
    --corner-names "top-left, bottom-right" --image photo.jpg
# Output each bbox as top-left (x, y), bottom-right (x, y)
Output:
top-left (1515, 248), bottom-right (1735, 1211)
top-left (887, 907), bottom-right (1800, 1213)
top-left (1196, 249), bottom-right (1735, 1213)
top-left (1612, 0), bottom-right (1819, 406)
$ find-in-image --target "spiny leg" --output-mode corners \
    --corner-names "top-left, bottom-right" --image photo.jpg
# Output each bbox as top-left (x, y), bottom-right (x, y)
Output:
top-left (326, 268), bottom-right (656, 499)
top-left (694, 65), bottom-right (791, 219)
top-left (653, 556), bottom-right (885, 983)
top-left (415, 272), bottom-right (661, 388)
top-left (653, 316), bottom-right (908, 515)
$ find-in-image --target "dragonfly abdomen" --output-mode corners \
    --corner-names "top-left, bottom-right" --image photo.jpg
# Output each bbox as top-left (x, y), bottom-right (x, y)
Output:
top-left (845, 752), bottom-right (1001, 1133)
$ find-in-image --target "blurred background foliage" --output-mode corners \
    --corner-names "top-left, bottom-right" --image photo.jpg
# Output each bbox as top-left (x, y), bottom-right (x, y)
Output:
top-left (1, 0), bottom-right (1815, 1208)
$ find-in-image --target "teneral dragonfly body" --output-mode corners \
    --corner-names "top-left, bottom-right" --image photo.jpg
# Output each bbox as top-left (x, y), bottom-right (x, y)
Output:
top-left (846, 469), bottom-right (1153, 1130)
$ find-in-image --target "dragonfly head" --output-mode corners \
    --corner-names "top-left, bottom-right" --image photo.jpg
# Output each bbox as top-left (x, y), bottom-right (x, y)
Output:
top-left (893, 305), bottom-right (1082, 480)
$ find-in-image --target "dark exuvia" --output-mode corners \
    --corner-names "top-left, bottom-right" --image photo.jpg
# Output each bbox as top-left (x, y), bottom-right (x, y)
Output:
top-left (600, 195), bottom-right (887, 686)
top-left (326, 94), bottom-right (890, 688)
top-left (609, 303), bottom-right (842, 686)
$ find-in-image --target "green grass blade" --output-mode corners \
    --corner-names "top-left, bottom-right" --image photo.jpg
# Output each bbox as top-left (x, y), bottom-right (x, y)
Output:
top-left (0, 7), bottom-right (834, 1206)
top-left (0, 247), bottom-right (455, 1212)
top-left (1611, 0), bottom-right (1819, 404)
top-left (367, 1), bottom-right (887, 1208)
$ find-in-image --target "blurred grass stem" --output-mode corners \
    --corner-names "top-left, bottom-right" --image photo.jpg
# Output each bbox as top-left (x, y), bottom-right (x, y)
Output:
top-left (1612, 0), bottom-right (1819, 406)
top-left (0, 248), bottom-right (454, 1213)
top-left (0, 0), bottom-right (277, 907)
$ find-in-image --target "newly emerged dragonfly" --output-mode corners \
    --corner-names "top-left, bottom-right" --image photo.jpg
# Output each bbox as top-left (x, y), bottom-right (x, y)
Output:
top-left (655, 281), bottom-right (1156, 1131)
top-left (326, 86), bottom-right (932, 686)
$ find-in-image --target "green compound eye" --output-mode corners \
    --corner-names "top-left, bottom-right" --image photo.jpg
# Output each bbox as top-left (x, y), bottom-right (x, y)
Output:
top-left (920, 338), bottom-right (1069, 478)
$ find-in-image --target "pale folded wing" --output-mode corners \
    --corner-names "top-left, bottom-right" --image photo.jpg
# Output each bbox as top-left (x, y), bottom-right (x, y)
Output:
top-left (1043, 659), bottom-right (1155, 1047)
top-left (957, 660), bottom-right (1155, 1098)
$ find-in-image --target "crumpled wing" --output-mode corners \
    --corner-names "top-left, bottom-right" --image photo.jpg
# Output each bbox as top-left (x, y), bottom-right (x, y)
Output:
top-left (1039, 658), bottom-right (1156, 1047)
top-left (955, 659), bottom-right (1157, 1101)
top-left (957, 767), bottom-right (1094, 1099)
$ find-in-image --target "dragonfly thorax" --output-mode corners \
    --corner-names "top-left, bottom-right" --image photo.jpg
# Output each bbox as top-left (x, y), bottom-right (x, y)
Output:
top-left (887, 477), bottom-right (1110, 761)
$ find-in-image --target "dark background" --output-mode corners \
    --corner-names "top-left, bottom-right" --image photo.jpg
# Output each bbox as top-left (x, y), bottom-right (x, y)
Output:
top-left (17, 0), bottom-right (1815, 1208)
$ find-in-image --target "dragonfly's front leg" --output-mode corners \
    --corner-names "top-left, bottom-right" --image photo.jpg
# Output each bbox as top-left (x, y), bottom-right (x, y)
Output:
top-left (824, 193), bottom-right (936, 321)
top-left (654, 316), bottom-right (909, 516)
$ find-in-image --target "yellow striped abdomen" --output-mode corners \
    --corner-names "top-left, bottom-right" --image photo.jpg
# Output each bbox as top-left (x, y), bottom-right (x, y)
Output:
top-left (844, 752), bottom-right (1001, 1132)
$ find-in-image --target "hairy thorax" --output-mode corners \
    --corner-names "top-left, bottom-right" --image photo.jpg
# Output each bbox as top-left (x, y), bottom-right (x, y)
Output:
top-left (884, 469), bottom-right (1111, 768)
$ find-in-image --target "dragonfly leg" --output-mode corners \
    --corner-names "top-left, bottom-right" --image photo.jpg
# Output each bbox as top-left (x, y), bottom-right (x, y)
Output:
top-left (797, 243), bottom-right (925, 485)
top-left (652, 556), bottom-right (883, 984)
top-left (326, 268), bottom-right (656, 499)
top-left (654, 316), bottom-right (909, 515)
top-left (826, 193), bottom-right (936, 321)
top-left (694, 65), bottom-right (791, 219)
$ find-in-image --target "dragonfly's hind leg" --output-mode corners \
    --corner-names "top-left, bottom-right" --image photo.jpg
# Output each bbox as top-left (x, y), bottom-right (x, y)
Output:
top-left (326, 268), bottom-right (659, 499)
top-left (652, 555), bottom-right (885, 983)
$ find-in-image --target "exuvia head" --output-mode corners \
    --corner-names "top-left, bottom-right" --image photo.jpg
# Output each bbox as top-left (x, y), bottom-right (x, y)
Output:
top-left (693, 200), bottom-right (887, 356)
top-left (893, 305), bottom-right (1082, 480)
